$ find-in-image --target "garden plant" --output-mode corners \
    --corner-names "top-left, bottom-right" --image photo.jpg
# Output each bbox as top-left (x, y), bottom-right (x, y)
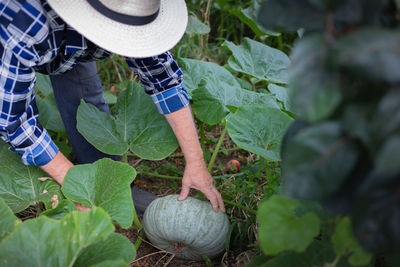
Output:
top-left (0, 0), bottom-right (399, 266)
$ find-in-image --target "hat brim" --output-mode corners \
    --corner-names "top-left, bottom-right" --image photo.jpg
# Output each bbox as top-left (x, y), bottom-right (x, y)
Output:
top-left (47, 0), bottom-right (188, 58)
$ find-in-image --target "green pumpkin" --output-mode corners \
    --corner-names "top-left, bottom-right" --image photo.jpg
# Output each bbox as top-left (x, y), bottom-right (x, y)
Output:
top-left (142, 195), bottom-right (230, 260)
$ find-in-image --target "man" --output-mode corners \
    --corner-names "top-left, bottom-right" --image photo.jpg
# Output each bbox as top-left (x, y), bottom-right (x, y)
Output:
top-left (0, 0), bottom-right (225, 212)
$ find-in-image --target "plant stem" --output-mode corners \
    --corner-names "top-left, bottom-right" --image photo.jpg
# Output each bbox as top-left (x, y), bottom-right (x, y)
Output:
top-left (123, 153), bottom-right (128, 163)
top-left (223, 199), bottom-right (257, 215)
top-left (208, 127), bottom-right (228, 172)
top-left (137, 171), bottom-right (245, 180)
top-left (265, 159), bottom-right (271, 181)
top-left (138, 171), bottom-right (182, 180)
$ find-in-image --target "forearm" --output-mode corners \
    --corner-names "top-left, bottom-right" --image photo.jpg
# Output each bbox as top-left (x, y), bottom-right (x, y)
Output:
top-left (39, 151), bottom-right (74, 185)
top-left (164, 106), bottom-right (205, 167)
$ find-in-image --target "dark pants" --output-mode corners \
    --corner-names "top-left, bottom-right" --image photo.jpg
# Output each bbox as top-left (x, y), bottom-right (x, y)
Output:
top-left (50, 61), bottom-right (120, 164)
top-left (49, 61), bottom-right (156, 214)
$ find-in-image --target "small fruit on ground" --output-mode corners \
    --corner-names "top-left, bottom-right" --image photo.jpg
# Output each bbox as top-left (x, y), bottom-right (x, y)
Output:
top-left (226, 159), bottom-right (240, 173)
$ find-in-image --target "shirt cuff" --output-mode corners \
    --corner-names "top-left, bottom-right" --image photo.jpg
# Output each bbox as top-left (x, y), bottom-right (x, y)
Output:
top-left (150, 85), bottom-right (189, 114)
top-left (11, 129), bottom-right (59, 166)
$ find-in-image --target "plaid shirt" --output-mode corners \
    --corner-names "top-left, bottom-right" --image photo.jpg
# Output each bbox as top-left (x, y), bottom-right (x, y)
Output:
top-left (0, 0), bottom-right (189, 166)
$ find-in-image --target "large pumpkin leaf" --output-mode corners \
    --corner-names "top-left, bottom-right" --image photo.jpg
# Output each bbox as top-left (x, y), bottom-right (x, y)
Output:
top-left (331, 29), bottom-right (400, 84)
top-left (192, 76), bottom-right (279, 125)
top-left (77, 82), bottom-right (178, 159)
top-left (281, 122), bottom-right (360, 200)
top-left (61, 158), bottom-right (136, 228)
top-left (257, 0), bottom-right (326, 32)
top-left (0, 143), bottom-right (63, 213)
top-left (257, 195), bottom-right (320, 255)
top-left (77, 100), bottom-right (127, 154)
top-left (88, 260), bottom-right (129, 267)
top-left (223, 38), bottom-right (290, 84)
top-left (289, 34), bottom-right (341, 122)
top-left (0, 207), bottom-right (116, 267)
top-left (185, 14), bottom-right (210, 35)
top-left (41, 199), bottom-right (77, 220)
top-left (0, 198), bottom-right (20, 241)
top-left (230, 1), bottom-right (280, 37)
top-left (268, 84), bottom-right (292, 112)
top-left (178, 57), bottom-right (233, 98)
top-left (226, 105), bottom-right (293, 161)
top-left (257, 0), bottom-right (363, 32)
top-left (74, 233), bottom-right (136, 267)
top-left (34, 73), bottom-right (65, 131)
top-left (351, 148), bottom-right (400, 254)
top-left (248, 240), bottom-right (335, 267)
top-left (332, 217), bottom-right (372, 266)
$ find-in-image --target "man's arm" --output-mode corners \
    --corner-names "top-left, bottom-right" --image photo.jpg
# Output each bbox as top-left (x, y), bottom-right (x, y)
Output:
top-left (39, 152), bottom-right (74, 185)
top-left (165, 106), bottom-right (225, 213)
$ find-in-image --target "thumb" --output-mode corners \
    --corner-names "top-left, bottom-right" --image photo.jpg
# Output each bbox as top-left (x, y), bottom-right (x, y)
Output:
top-left (178, 185), bottom-right (190, 201)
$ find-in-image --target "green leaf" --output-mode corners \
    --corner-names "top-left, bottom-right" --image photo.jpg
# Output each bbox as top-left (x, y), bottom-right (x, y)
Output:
top-left (289, 34), bottom-right (341, 122)
top-left (281, 122), bottom-right (360, 200)
top-left (0, 198), bottom-right (20, 241)
top-left (34, 73), bottom-right (65, 131)
top-left (61, 158), bottom-right (136, 228)
top-left (257, 195), bottom-right (320, 255)
top-left (35, 73), bottom-right (53, 97)
top-left (179, 57), bottom-right (233, 98)
top-left (372, 89), bottom-right (400, 147)
top-left (332, 29), bottom-right (400, 84)
top-left (352, 170), bottom-right (400, 253)
top-left (258, 240), bottom-right (335, 267)
top-left (77, 100), bottom-right (127, 154)
top-left (185, 14), bottom-right (210, 35)
top-left (268, 84), bottom-right (292, 112)
top-left (375, 135), bottom-right (400, 174)
top-left (227, 105), bottom-right (293, 161)
top-left (223, 38), bottom-right (290, 84)
top-left (77, 82), bottom-right (178, 159)
top-left (332, 217), bottom-right (372, 266)
top-left (103, 91), bottom-right (117, 105)
top-left (41, 199), bottom-right (77, 220)
top-left (88, 260), bottom-right (129, 267)
top-left (0, 144), bottom-right (63, 213)
top-left (229, 1), bottom-right (280, 37)
top-left (192, 75), bottom-right (279, 125)
top-left (257, 0), bottom-right (326, 32)
top-left (0, 207), bottom-right (115, 267)
top-left (75, 233), bottom-right (135, 266)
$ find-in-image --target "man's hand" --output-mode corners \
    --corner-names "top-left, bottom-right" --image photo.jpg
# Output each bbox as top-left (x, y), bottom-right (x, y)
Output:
top-left (40, 151), bottom-right (90, 211)
top-left (165, 106), bottom-right (225, 212)
top-left (178, 163), bottom-right (225, 213)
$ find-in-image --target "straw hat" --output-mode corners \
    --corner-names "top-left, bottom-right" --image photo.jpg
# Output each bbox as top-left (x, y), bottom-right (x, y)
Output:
top-left (47, 0), bottom-right (188, 58)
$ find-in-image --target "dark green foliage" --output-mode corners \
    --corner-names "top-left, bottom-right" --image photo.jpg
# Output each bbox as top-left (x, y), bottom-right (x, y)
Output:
top-left (258, 0), bottom-right (400, 263)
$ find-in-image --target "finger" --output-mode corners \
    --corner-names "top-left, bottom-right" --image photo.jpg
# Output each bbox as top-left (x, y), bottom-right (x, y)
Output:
top-left (213, 188), bottom-right (225, 212)
top-left (76, 203), bottom-right (91, 212)
top-left (203, 189), bottom-right (219, 212)
top-left (178, 184), bottom-right (190, 201)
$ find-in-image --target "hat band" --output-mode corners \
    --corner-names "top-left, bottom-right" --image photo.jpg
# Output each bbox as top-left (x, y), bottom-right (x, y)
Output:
top-left (86, 0), bottom-right (159, 26)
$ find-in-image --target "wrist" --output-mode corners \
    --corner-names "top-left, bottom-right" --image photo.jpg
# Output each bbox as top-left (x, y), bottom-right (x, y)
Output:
top-left (39, 152), bottom-right (74, 185)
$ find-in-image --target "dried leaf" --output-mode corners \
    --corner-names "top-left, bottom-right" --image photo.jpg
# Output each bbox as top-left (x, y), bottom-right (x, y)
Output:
top-left (51, 195), bottom-right (59, 209)
top-left (38, 177), bottom-right (51, 182)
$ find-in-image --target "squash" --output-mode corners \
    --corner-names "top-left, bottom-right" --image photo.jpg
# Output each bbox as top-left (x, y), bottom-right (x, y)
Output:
top-left (142, 195), bottom-right (230, 260)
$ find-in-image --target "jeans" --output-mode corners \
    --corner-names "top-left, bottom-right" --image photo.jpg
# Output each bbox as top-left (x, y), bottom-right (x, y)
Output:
top-left (49, 61), bottom-right (121, 164)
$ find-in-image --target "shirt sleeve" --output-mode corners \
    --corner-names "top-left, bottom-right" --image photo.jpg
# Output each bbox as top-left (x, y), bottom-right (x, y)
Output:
top-left (125, 52), bottom-right (189, 114)
top-left (0, 47), bottom-right (58, 166)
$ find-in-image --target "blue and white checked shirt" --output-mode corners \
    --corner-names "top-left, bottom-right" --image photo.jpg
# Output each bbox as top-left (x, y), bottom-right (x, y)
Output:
top-left (0, 0), bottom-right (189, 166)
